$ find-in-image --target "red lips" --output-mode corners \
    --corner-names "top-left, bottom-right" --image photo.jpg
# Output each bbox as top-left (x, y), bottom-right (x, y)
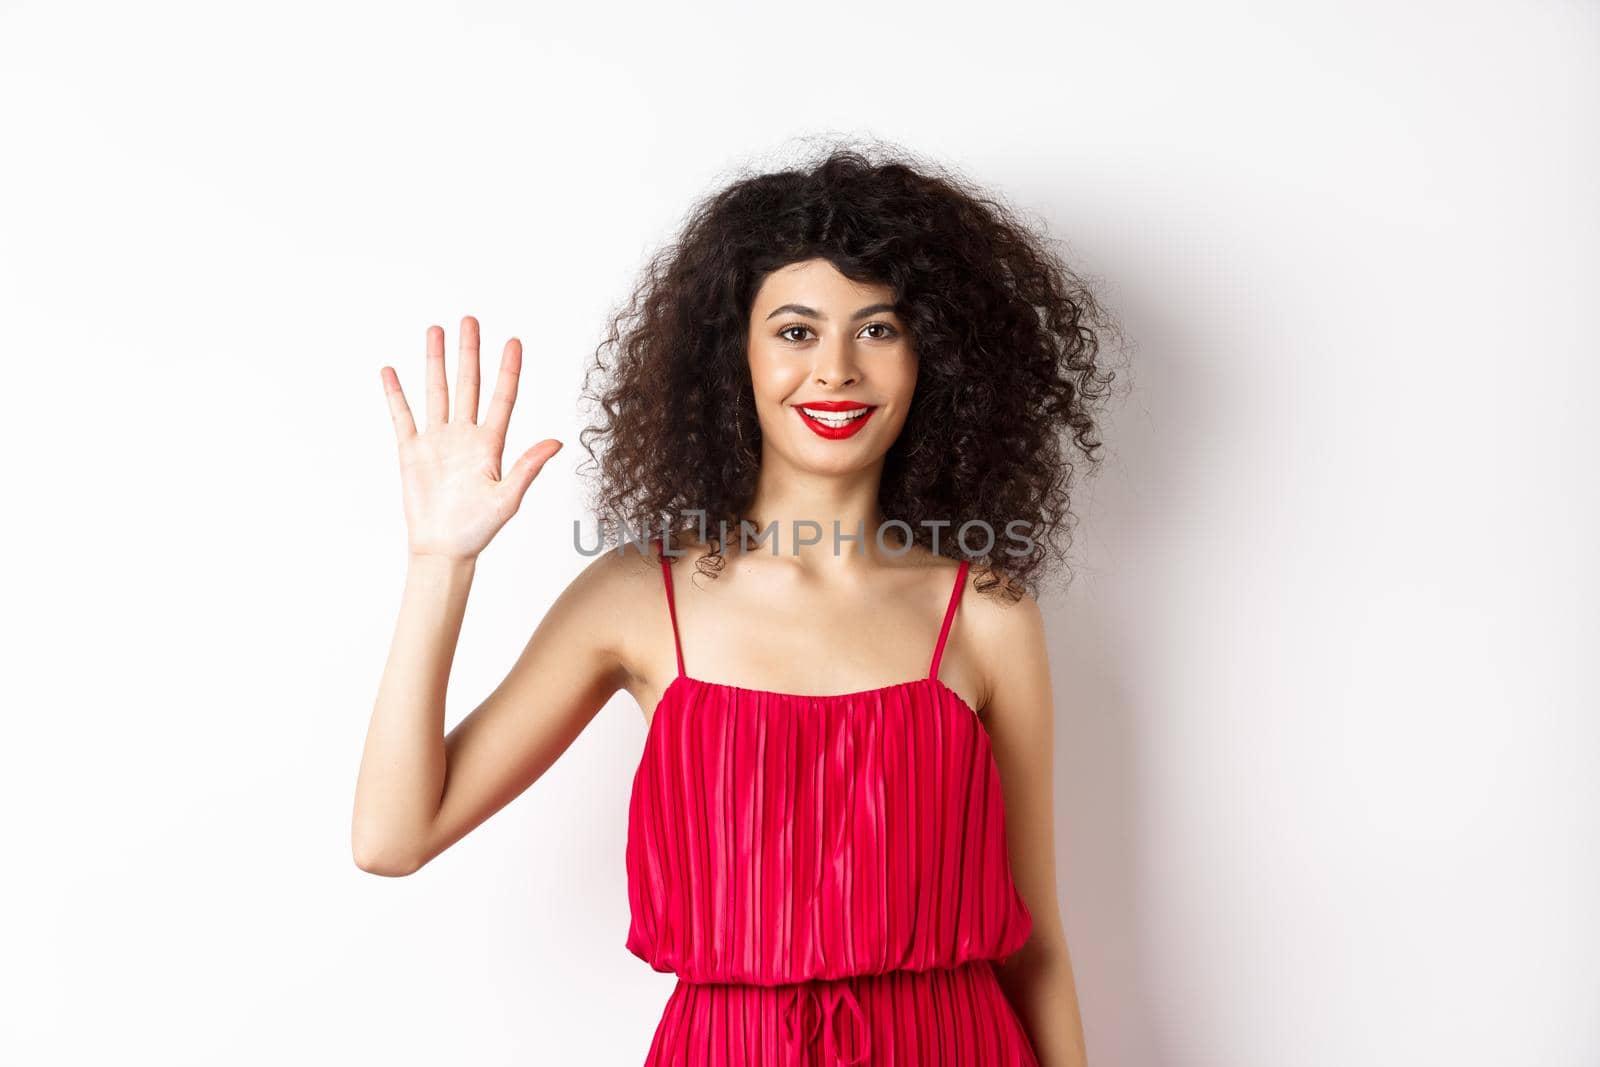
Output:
top-left (793, 400), bottom-right (878, 440)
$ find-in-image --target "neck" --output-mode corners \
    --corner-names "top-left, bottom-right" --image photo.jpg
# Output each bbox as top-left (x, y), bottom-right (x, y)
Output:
top-left (739, 451), bottom-right (893, 568)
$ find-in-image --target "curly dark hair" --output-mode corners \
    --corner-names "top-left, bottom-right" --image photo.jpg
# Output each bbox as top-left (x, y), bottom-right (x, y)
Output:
top-left (577, 139), bottom-right (1120, 600)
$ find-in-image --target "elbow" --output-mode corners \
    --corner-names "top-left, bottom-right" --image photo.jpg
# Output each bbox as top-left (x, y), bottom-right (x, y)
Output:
top-left (351, 832), bottom-right (424, 877)
top-left (354, 851), bottom-right (420, 878)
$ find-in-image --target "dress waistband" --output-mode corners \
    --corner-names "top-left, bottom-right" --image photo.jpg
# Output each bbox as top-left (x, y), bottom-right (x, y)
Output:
top-left (781, 980), bottom-right (871, 1066)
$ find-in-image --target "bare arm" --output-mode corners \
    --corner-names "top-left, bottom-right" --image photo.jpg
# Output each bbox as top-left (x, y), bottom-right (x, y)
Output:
top-left (353, 548), bottom-right (638, 876)
top-left (970, 582), bottom-right (1088, 1067)
top-left (351, 315), bottom-right (611, 876)
top-left (352, 551), bottom-right (479, 875)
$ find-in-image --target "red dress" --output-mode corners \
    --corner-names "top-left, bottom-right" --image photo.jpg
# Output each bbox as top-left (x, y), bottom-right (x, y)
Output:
top-left (626, 547), bottom-right (1039, 1065)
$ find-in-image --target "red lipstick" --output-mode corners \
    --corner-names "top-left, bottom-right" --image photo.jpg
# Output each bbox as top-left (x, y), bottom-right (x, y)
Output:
top-left (793, 400), bottom-right (878, 440)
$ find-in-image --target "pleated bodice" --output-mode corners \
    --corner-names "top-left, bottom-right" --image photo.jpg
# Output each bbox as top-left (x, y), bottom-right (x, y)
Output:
top-left (625, 671), bottom-right (1033, 984)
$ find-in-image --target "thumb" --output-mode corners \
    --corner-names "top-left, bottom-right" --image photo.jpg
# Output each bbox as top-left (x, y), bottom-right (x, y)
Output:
top-left (502, 439), bottom-right (563, 506)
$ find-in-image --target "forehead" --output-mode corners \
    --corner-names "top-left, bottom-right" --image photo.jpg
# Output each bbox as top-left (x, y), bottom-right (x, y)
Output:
top-left (751, 258), bottom-right (895, 308)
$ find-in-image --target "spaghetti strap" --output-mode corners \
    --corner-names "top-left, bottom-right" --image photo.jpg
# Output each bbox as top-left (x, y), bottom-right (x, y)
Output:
top-left (928, 558), bottom-right (972, 681)
top-left (658, 540), bottom-right (685, 678)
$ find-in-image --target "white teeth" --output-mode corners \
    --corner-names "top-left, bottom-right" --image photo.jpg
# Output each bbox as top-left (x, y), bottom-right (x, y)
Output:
top-left (800, 406), bottom-right (870, 427)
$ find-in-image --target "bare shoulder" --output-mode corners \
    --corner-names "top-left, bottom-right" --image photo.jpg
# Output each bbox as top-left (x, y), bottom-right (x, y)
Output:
top-left (962, 564), bottom-right (1043, 642)
top-left (958, 563), bottom-right (1049, 711)
top-left (552, 541), bottom-right (674, 680)
top-left (556, 539), bottom-right (652, 611)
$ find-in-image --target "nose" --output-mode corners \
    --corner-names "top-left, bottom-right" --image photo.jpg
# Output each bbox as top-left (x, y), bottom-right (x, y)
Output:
top-left (812, 340), bottom-right (862, 388)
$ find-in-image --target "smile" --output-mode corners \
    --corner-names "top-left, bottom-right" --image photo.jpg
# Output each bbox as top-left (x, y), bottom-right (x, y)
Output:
top-left (794, 403), bottom-right (878, 440)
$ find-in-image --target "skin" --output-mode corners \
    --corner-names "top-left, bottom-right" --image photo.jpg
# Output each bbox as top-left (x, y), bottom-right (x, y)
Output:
top-left (352, 258), bottom-right (1088, 1066)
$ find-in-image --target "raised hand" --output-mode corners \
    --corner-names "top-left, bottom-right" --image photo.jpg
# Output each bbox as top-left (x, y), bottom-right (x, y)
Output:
top-left (380, 316), bottom-right (563, 561)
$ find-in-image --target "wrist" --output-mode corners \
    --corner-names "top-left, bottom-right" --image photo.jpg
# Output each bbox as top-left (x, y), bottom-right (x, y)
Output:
top-left (406, 550), bottom-right (479, 574)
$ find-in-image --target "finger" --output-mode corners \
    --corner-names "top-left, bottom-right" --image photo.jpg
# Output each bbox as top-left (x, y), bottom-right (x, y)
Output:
top-left (424, 324), bottom-right (449, 427)
top-left (455, 315), bottom-right (481, 424)
top-left (380, 366), bottom-right (417, 441)
top-left (500, 439), bottom-right (564, 507)
top-left (484, 336), bottom-right (522, 439)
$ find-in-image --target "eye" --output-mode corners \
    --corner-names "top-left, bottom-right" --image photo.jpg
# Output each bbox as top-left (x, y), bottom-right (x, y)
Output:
top-left (777, 322), bottom-right (900, 344)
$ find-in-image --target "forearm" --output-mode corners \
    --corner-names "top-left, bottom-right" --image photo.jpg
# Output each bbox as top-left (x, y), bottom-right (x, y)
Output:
top-left (997, 939), bottom-right (1088, 1067)
top-left (351, 552), bottom-right (477, 874)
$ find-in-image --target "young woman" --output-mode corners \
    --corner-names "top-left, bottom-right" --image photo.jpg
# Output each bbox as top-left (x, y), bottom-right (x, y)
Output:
top-left (353, 145), bottom-right (1114, 1066)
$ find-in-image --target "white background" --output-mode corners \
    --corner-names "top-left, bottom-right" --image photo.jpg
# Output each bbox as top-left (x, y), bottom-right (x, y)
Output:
top-left (2, 1), bottom-right (1594, 1064)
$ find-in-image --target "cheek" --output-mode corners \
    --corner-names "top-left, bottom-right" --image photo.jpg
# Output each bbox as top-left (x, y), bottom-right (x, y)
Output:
top-left (748, 349), bottom-right (804, 403)
top-left (888, 355), bottom-right (919, 405)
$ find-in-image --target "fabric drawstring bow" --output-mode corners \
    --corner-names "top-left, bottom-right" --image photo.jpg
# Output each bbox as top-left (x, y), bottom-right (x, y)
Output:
top-left (781, 981), bottom-right (871, 1065)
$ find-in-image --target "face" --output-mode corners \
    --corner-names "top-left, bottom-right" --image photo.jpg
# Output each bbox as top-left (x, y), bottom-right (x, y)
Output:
top-left (746, 258), bottom-right (918, 476)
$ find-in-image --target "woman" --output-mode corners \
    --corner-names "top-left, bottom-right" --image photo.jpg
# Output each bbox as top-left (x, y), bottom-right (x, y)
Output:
top-left (353, 144), bottom-right (1113, 1066)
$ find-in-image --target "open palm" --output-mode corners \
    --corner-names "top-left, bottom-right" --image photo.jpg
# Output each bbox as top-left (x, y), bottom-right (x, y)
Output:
top-left (380, 316), bottom-right (563, 561)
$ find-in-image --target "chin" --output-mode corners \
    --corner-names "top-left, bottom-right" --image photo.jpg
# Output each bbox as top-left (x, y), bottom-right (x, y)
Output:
top-left (777, 435), bottom-right (886, 476)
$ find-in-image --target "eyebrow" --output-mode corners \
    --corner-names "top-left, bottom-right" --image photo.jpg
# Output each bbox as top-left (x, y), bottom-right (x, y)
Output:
top-left (764, 302), bottom-right (899, 322)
